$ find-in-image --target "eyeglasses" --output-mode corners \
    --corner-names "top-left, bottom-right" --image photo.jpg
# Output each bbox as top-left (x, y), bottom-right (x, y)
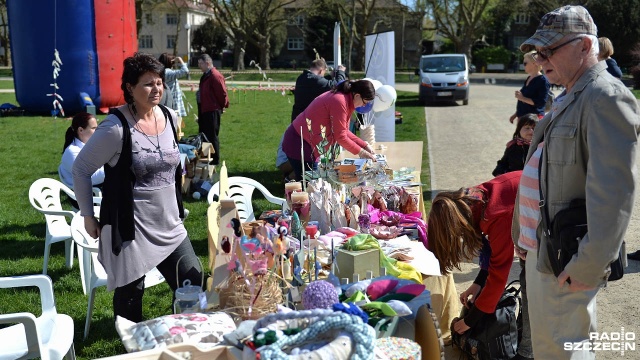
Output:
top-left (533, 37), bottom-right (583, 62)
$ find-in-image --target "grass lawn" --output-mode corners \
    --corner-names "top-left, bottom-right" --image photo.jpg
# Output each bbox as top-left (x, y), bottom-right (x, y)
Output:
top-left (0, 88), bottom-right (428, 359)
top-left (0, 79), bottom-right (14, 89)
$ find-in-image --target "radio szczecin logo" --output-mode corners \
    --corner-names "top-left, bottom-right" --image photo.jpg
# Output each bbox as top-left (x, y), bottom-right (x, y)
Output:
top-left (564, 328), bottom-right (636, 355)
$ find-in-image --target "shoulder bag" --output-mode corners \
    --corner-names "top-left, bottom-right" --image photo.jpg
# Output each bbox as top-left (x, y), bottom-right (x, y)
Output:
top-left (538, 151), bottom-right (624, 282)
top-left (451, 280), bottom-right (522, 360)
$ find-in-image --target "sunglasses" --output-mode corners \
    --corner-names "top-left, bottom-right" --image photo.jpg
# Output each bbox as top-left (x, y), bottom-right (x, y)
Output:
top-left (533, 37), bottom-right (583, 62)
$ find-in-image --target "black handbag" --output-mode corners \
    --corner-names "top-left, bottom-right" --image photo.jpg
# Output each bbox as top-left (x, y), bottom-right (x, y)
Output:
top-left (538, 152), bottom-right (624, 281)
top-left (451, 280), bottom-right (522, 360)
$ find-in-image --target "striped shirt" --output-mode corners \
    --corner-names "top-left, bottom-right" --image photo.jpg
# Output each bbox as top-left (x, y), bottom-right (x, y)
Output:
top-left (518, 142), bottom-right (544, 251)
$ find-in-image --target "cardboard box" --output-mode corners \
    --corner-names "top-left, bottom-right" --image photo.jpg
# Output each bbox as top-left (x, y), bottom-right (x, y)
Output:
top-left (181, 176), bottom-right (191, 195)
top-left (335, 248), bottom-right (380, 282)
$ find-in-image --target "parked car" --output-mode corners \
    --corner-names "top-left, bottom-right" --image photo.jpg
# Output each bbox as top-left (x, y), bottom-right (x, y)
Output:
top-left (414, 54), bottom-right (473, 105)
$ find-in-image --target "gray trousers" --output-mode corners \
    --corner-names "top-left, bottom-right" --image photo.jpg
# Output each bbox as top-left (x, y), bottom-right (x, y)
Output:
top-left (526, 250), bottom-right (598, 359)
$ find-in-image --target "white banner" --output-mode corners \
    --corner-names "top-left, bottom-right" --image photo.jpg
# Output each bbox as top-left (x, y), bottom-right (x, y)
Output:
top-left (333, 22), bottom-right (341, 66)
top-left (365, 31), bottom-right (395, 142)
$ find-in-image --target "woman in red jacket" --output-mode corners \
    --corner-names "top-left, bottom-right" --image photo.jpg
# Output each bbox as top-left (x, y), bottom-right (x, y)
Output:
top-left (282, 79), bottom-right (377, 181)
top-left (427, 171), bottom-right (520, 334)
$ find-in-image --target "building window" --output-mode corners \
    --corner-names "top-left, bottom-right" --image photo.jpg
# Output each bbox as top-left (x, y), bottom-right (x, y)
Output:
top-left (513, 36), bottom-right (528, 51)
top-left (139, 35), bottom-right (153, 49)
top-left (145, 13), bottom-right (153, 25)
top-left (287, 14), bottom-right (304, 26)
top-left (167, 35), bottom-right (177, 49)
top-left (514, 13), bottom-right (530, 25)
top-left (287, 38), bottom-right (304, 50)
top-left (166, 13), bottom-right (178, 25)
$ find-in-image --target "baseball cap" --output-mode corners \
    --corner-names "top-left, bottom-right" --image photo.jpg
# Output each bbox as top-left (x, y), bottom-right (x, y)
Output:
top-left (520, 5), bottom-right (597, 53)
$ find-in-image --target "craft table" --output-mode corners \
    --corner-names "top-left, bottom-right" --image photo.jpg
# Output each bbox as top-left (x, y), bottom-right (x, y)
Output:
top-left (337, 140), bottom-right (422, 175)
top-left (340, 140), bottom-right (460, 346)
top-left (338, 141), bottom-right (426, 220)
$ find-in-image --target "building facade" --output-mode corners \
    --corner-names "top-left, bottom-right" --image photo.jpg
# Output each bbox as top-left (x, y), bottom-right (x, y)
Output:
top-left (137, 0), bottom-right (214, 66)
top-left (277, 0), bottom-right (423, 70)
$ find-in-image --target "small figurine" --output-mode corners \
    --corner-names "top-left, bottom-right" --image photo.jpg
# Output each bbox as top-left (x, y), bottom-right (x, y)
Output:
top-left (291, 211), bottom-right (302, 239)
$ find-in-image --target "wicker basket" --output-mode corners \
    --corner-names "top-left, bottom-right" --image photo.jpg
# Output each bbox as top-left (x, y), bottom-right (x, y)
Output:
top-left (218, 271), bottom-right (283, 321)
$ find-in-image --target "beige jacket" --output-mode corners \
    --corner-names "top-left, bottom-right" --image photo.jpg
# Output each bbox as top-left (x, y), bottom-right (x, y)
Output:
top-left (512, 61), bottom-right (640, 287)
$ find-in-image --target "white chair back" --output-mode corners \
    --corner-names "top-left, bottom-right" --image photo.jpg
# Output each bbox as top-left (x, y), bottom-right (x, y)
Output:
top-left (206, 176), bottom-right (287, 222)
top-left (28, 178), bottom-right (77, 274)
top-left (0, 274), bottom-right (76, 360)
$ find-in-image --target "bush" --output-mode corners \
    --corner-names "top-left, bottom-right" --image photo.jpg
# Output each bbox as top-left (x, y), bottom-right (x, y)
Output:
top-left (473, 46), bottom-right (511, 68)
top-left (631, 65), bottom-right (640, 90)
top-left (630, 43), bottom-right (640, 90)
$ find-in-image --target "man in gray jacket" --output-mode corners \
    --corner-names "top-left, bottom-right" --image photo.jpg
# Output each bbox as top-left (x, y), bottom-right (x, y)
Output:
top-left (513, 5), bottom-right (640, 359)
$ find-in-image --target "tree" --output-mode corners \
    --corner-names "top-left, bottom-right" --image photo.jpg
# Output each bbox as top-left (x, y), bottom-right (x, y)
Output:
top-left (586, 0), bottom-right (640, 68)
top-left (0, 0), bottom-right (9, 66)
top-left (164, 0), bottom-right (190, 56)
top-left (336, 0), bottom-right (383, 71)
top-left (426, 0), bottom-right (497, 60)
top-left (318, 0), bottom-right (406, 71)
top-left (208, 0), bottom-right (295, 70)
top-left (303, 6), bottom-right (341, 61)
top-left (191, 18), bottom-right (228, 58)
top-left (135, 0), bottom-right (165, 35)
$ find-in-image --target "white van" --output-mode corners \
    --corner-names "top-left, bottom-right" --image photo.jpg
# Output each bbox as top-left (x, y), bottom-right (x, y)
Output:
top-left (414, 54), bottom-right (472, 105)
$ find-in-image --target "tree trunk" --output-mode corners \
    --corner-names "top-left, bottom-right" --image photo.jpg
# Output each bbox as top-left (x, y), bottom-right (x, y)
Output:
top-left (259, 34), bottom-right (271, 70)
top-left (347, 0), bottom-right (356, 72)
top-left (233, 43), bottom-right (246, 71)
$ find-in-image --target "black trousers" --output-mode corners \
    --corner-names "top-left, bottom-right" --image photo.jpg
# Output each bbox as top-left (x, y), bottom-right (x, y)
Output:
top-left (112, 236), bottom-right (203, 323)
top-left (198, 110), bottom-right (221, 165)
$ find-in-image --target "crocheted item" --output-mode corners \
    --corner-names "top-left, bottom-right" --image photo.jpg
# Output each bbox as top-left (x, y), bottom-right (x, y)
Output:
top-left (302, 280), bottom-right (339, 310)
top-left (375, 337), bottom-right (421, 360)
top-left (253, 309), bottom-right (375, 360)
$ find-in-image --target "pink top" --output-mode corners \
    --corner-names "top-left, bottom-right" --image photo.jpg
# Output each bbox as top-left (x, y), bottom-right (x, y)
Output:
top-left (289, 90), bottom-right (368, 161)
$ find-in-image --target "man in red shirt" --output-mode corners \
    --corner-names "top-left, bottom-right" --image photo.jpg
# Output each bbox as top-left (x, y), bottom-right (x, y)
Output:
top-left (197, 54), bottom-right (229, 166)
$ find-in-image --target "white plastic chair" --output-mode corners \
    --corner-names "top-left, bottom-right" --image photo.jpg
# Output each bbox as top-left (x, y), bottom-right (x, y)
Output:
top-left (206, 176), bottom-right (288, 222)
top-left (70, 213), bottom-right (166, 340)
top-left (28, 178), bottom-right (78, 275)
top-left (0, 274), bottom-right (76, 360)
top-left (28, 178), bottom-right (101, 275)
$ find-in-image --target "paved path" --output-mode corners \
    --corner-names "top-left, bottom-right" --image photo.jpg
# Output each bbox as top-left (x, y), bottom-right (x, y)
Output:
top-left (425, 83), bottom-right (640, 359)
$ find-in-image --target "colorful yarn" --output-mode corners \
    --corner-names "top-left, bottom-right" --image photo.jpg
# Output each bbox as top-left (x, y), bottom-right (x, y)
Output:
top-left (255, 310), bottom-right (375, 360)
top-left (302, 280), bottom-right (339, 310)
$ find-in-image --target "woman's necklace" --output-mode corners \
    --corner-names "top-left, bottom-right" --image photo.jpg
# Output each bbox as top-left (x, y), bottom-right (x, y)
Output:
top-left (130, 104), bottom-right (163, 159)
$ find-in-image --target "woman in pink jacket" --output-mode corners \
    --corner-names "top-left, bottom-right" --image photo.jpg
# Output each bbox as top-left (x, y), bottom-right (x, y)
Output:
top-left (282, 79), bottom-right (376, 181)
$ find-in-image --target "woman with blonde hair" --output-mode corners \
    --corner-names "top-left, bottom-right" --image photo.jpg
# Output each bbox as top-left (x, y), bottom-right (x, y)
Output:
top-left (427, 171), bottom-right (520, 335)
top-left (598, 37), bottom-right (622, 79)
top-left (509, 50), bottom-right (549, 123)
